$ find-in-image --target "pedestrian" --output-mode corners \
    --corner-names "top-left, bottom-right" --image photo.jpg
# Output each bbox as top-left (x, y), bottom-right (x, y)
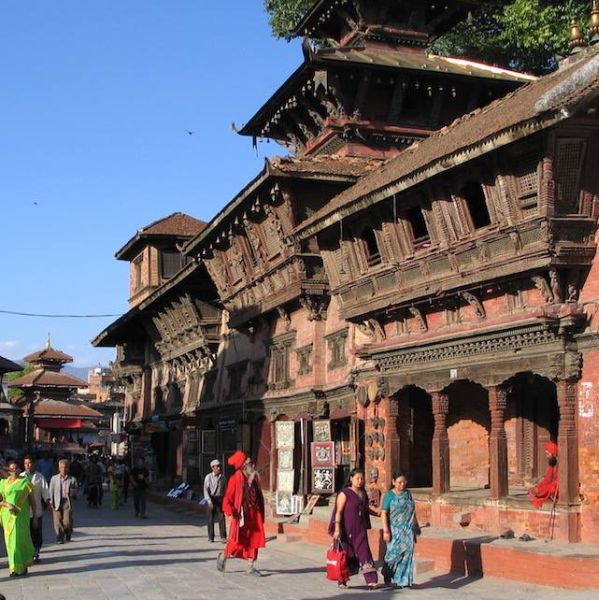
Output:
top-left (528, 441), bottom-right (559, 508)
top-left (37, 452), bottom-right (54, 484)
top-left (216, 451), bottom-right (265, 577)
top-left (381, 474), bottom-right (418, 589)
top-left (0, 460), bottom-right (37, 577)
top-left (329, 468), bottom-right (378, 589)
top-left (49, 459), bottom-right (77, 544)
top-left (203, 459), bottom-right (227, 543)
top-left (121, 459), bottom-right (130, 504)
top-left (21, 455), bottom-right (51, 563)
top-left (97, 457), bottom-right (106, 506)
top-left (130, 457), bottom-right (149, 518)
top-left (107, 459), bottom-right (121, 510)
top-left (84, 455), bottom-right (103, 508)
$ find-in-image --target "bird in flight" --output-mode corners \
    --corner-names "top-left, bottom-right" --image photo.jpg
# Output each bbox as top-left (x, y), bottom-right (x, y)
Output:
top-left (33, 201), bottom-right (39, 206)
top-left (185, 130), bottom-right (194, 136)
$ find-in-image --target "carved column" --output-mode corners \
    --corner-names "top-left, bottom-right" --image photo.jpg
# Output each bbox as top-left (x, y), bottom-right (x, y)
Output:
top-left (381, 395), bottom-right (401, 490)
top-left (556, 379), bottom-right (580, 541)
top-left (488, 385), bottom-right (509, 500)
top-left (431, 391), bottom-right (450, 496)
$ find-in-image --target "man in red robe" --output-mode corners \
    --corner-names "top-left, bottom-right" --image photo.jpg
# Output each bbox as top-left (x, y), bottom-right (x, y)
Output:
top-left (528, 441), bottom-right (559, 508)
top-left (216, 450), bottom-right (265, 577)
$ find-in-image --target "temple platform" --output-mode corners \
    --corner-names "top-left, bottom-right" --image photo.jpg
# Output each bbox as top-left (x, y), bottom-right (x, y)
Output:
top-left (265, 492), bottom-right (599, 590)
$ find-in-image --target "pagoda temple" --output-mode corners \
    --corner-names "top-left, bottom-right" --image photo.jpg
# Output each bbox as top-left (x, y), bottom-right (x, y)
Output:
top-left (8, 337), bottom-right (101, 447)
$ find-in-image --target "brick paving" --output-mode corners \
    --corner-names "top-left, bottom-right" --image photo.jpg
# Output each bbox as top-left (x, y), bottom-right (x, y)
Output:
top-left (0, 498), bottom-right (597, 600)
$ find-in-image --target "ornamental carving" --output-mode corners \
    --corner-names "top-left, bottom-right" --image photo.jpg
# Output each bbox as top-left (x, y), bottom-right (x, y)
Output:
top-left (408, 306), bottom-right (428, 331)
top-left (357, 318), bottom-right (386, 343)
top-left (300, 294), bottom-right (330, 321)
top-left (531, 274), bottom-right (554, 304)
top-left (460, 291), bottom-right (486, 320)
top-left (549, 268), bottom-right (563, 303)
top-left (277, 306), bottom-right (292, 331)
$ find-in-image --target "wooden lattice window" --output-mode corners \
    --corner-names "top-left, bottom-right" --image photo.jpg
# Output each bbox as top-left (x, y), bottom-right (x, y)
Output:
top-left (266, 332), bottom-right (295, 391)
top-left (333, 247), bottom-right (348, 278)
top-left (161, 250), bottom-right (182, 279)
top-left (512, 149), bottom-right (539, 209)
top-left (133, 255), bottom-right (143, 292)
top-left (264, 219), bottom-right (283, 258)
top-left (404, 206), bottom-right (430, 248)
top-left (296, 344), bottom-right (313, 376)
top-left (555, 138), bottom-right (586, 214)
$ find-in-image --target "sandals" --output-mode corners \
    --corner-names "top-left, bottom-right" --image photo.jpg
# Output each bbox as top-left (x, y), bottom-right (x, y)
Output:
top-left (216, 552), bottom-right (226, 573)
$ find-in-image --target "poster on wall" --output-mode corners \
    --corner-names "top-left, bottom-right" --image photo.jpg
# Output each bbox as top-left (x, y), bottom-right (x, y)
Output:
top-left (278, 448), bottom-right (293, 470)
top-left (312, 467), bottom-right (334, 493)
top-left (311, 441), bottom-right (335, 468)
top-left (275, 421), bottom-right (295, 449)
top-left (276, 491), bottom-right (294, 515)
top-left (313, 420), bottom-right (331, 442)
top-left (277, 469), bottom-right (294, 492)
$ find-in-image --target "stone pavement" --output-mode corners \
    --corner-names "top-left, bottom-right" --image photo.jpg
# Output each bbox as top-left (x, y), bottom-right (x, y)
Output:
top-left (0, 498), bottom-right (597, 600)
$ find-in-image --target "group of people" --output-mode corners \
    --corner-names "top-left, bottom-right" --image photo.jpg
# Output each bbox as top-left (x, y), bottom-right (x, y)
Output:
top-left (0, 455), bottom-right (76, 577)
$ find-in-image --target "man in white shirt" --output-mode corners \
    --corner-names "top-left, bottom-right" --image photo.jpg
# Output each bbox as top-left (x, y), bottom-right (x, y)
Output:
top-left (203, 459), bottom-right (227, 543)
top-left (21, 455), bottom-right (51, 562)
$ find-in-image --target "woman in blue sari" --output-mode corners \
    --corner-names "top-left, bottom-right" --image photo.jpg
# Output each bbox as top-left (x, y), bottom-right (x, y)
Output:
top-left (381, 474), bottom-right (417, 589)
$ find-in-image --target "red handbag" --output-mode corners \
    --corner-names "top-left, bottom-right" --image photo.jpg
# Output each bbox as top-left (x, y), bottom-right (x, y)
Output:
top-left (326, 540), bottom-right (349, 582)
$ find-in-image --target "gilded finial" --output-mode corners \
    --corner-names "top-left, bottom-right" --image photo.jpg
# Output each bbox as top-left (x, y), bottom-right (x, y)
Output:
top-left (589, 1), bottom-right (599, 42)
top-left (569, 19), bottom-right (585, 52)
top-left (46, 332), bottom-right (51, 350)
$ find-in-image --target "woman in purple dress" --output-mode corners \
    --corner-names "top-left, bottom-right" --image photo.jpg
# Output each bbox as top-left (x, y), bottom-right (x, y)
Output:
top-left (329, 468), bottom-right (378, 589)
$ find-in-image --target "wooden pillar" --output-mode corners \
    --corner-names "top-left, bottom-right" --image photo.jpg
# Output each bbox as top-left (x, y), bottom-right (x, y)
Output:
top-left (381, 395), bottom-right (401, 491)
top-left (488, 385), bottom-right (509, 500)
top-left (556, 379), bottom-right (581, 542)
top-left (431, 391), bottom-right (450, 496)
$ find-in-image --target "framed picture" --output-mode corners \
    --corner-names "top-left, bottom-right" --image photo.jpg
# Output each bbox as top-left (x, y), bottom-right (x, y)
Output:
top-left (276, 491), bottom-right (294, 515)
top-left (311, 441), bottom-right (335, 468)
top-left (201, 430), bottom-right (216, 454)
top-left (278, 448), bottom-right (293, 470)
top-left (312, 467), bottom-right (334, 494)
top-left (275, 421), bottom-right (295, 449)
top-left (313, 420), bottom-right (331, 442)
top-left (277, 469), bottom-right (294, 492)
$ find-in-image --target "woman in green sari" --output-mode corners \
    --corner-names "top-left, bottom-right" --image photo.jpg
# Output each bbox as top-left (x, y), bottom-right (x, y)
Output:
top-left (0, 460), bottom-right (37, 576)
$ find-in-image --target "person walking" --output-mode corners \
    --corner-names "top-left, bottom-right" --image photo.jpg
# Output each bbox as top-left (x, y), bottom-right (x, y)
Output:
top-left (203, 459), bottom-right (227, 543)
top-left (130, 457), bottom-right (149, 518)
top-left (329, 468), bottom-right (379, 589)
top-left (84, 455), bottom-right (103, 508)
top-left (381, 474), bottom-right (418, 589)
top-left (216, 451), bottom-right (265, 577)
top-left (21, 455), bottom-right (50, 563)
top-left (0, 460), bottom-right (37, 577)
top-left (48, 459), bottom-right (77, 544)
top-left (107, 459), bottom-right (121, 510)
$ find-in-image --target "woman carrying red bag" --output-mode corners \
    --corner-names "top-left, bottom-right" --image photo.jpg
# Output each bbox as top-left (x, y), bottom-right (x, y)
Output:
top-left (328, 468), bottom-right (379, 589)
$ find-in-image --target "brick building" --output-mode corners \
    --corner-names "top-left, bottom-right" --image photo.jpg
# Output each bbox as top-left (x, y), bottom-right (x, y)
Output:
top-left (96, 0), bottom-right (599, 543)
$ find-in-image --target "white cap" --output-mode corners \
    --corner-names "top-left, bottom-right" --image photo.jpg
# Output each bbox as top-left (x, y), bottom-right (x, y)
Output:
top-left (210, 459), bottom-right (221, 467)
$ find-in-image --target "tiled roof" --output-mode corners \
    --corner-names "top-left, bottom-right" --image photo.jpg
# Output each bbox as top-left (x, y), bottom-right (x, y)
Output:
top-left (240, 47), bottom-right (533, 138)
top-left (33, 398), bottom-right (102, 419)
top-left (0, 355), bottom-right (21, 374)
top-left (8, 368), bottom-right (87, 389)
top-left (115, 212), bottom-right (207, 260)
top-left (293, 48), bottom-right (599, 239)
top-left (23, 347), bottom-right (73, 364)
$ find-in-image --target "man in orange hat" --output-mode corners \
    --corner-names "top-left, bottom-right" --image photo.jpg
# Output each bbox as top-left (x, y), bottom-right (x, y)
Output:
top-left (216, 450), bottom-right (265, 577)
top-left (528, 441), bottom-right (559, 508)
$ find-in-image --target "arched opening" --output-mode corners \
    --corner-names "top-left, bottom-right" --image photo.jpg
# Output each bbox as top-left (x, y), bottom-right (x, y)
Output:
top-left (446, 380), bottom-right (491, 490)
top-left (503, 373), bottom-right (558, 490)
top-left (394, 386), bottom-right (433, 488)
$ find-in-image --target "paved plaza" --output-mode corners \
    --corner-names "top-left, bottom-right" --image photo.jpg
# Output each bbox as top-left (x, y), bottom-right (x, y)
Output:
top-left (0, 499), bottom-right (597, 600)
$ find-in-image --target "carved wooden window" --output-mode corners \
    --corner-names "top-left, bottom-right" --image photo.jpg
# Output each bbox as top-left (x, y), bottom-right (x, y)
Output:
top-left (227, 361), bottom-right (247, 399)
top-left (461, 181), bottom-right (491, 229)
top-left (264, 219), bottom-right (283, 258)
top-left (266, 332), bottom-right (295, 391)
top-left (244, 233), bottom-right (259, 267)
top-left (326, 329), bottom-right (348, 370)
top-left (555, 138), bottom-right (586, 214)
top-left (512, 149), bottom-right (539, 209)
top-left (362, 227), bottom-right (382, 266)
top-left (404, 206), bottom-right (430, 248)
top-left (201, 370), bottom-right (217, 403)
top-left (161, 250), bottom-right (183, 279)
top-left (133, 255), bottom-right (143, 293)
top-left (249, 359), bottom-right (265, 385)
top-left (296, 344), bottom-right (313, 376)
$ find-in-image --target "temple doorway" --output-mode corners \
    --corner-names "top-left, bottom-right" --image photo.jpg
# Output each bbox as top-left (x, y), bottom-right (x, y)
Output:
top-left (395, 386), bottom-right (433, 488)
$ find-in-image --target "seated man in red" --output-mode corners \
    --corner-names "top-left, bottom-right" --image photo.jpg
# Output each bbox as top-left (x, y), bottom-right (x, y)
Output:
top-left (216, 451), bottom-right (265, 577)
top-left (528, 441), bottom-right (558, 509)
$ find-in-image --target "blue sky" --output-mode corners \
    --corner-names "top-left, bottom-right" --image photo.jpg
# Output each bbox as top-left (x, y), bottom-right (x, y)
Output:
top-left (0, 1), bottom-right (300, 368)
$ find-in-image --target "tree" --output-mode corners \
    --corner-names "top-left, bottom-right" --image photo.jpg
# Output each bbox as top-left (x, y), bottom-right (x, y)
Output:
top-left (6, 363), bottom-right (34, 402)
top-left (264, 0), bottom-right (592, 75)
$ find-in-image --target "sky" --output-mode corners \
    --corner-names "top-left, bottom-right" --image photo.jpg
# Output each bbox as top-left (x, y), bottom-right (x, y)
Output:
top-left (0, 1), bottom-right (301, 368)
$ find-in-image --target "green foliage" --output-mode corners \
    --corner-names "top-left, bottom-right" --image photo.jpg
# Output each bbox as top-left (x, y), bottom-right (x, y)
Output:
top-left (264, 0), bottom-right (592, 74)
top-left (6, 363), bottom-right (34, 401)
top-left (433, 0), bottom-right (590, 75)
top-left (264, 0), bottom-right (314, 40)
